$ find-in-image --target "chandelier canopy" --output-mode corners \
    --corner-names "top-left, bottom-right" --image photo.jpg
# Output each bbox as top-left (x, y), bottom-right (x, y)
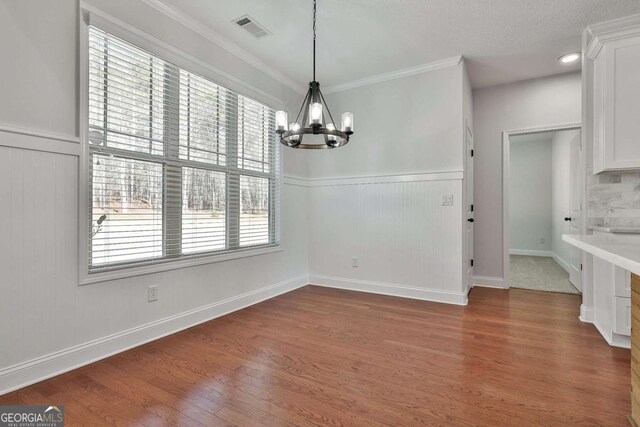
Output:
top-left (275, 0), bottom-right (353, 149)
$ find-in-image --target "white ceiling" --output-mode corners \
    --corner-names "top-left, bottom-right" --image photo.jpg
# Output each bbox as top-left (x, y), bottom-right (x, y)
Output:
top-left (156, 0), bottom-right (640, 90)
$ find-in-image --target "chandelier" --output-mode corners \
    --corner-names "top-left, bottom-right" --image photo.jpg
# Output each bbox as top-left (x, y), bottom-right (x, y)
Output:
top-left (275, 0), bottom-right (353, 149)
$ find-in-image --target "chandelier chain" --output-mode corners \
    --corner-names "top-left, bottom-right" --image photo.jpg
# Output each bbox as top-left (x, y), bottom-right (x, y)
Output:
top-left (313, 0), bottom-right (316, 81)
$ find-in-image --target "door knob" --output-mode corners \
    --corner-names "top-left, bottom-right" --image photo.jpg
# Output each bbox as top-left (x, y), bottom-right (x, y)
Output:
top-left (468, 218), bottom-right (474, 222)
top-left (564, 217), bottom-right (572, 222)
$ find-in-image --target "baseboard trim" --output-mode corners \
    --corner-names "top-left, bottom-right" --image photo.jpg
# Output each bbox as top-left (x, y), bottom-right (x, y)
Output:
top-left (551, 252), bottom-right (571, 274)
top-left (473, 276), bottom-right (508, 289)
top-left (579, 304), bottom-right (594, 323)
top-left (0, 275), bottom-right (308, 396)
top-left (611, 333), bottom-right (631, 349)
top-left (309, 274), bottom-right (468, 306)
top-left (509, 249), bottom-right (553, 257)
top-left (593, 318), bottom-right (631, 349)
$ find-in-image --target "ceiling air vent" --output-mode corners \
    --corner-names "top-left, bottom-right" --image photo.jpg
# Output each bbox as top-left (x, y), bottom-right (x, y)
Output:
top-left (233, 15), bottom-right (271, 39)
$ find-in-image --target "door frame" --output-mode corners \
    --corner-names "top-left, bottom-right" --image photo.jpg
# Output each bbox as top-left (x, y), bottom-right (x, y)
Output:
top-left (464, 123), bottom-right (474, 293)
top-left (502, 122), bottom-right (582, 289)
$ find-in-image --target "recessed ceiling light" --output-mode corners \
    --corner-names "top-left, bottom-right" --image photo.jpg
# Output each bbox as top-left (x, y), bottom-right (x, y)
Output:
top-left (559, 52), bottom-right (581, 64)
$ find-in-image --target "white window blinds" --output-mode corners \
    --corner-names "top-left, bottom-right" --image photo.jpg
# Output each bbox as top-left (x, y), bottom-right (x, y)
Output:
top-left (87, 26), bottom-right (279, 273)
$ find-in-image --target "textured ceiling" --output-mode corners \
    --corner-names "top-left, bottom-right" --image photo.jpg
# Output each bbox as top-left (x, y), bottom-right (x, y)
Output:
top-left (158, 0), bottom-right (640, 89)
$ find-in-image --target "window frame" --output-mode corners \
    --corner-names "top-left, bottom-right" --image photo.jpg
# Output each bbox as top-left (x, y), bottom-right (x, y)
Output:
top-left (78, 6), bottom-right (283, 285)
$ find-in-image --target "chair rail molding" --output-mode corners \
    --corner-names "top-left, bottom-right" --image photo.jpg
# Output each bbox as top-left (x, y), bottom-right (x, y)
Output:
top-left (283, 171), bottom-right (464, 187)
top-left (0, 124), bottom-right (80, 156)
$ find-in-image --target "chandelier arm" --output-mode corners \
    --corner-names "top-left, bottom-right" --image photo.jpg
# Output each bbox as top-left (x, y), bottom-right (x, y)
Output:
top-left (301, 90), bottom-right (312, 127)
top-left (280, 127), bottom-right (349, 149)
top-left (318, 88), bottom-right (337, 129)
top-left (293, 88), bottom-right (311, 124)
top-left (281, 127), bottom-right (348, 139)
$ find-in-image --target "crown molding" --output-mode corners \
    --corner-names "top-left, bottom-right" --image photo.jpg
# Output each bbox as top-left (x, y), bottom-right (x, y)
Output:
top-left (584, 36), bottom-right (603, 60)
top-left (323, 55), bottom-right (462, 94)
top-left (585, 13), bottom-right (640, 60)
top-left (82, 2), bottom-right (286, 107)
top-left (140, 0), bottom-right (306, 95)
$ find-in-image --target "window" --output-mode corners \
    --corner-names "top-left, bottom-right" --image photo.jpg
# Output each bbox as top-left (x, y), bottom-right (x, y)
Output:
top-left (87, 26), bottom-right (279, 273)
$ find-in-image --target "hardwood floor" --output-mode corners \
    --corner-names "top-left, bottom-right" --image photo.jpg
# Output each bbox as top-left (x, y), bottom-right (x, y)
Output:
top-left (0, 286), bottom-right (631, 426)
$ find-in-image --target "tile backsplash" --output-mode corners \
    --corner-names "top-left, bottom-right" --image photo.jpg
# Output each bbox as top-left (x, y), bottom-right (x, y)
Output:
top-left (588, 170), bottom-right (640, 228)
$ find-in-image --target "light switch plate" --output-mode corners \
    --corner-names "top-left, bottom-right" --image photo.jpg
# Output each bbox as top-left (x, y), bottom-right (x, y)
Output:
top-left (441, 195), bottom-right (454, 206)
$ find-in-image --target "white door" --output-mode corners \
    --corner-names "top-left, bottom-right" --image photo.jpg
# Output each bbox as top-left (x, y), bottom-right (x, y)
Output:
top-left (568, 131), bottom-right (582, 290)
top-left (465, 127), bottom-right (474, 292)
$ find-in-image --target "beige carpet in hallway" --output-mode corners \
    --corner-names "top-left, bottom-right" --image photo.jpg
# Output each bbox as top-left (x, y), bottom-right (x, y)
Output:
top-left (509, 255), bottom-right (580, 294)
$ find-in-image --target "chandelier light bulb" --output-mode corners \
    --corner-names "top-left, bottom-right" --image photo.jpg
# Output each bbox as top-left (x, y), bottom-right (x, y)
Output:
top-left (290, 122), bottom-right (301, 141)
top-left (309, 102), bottom-right (323, 125)
top-left (341, 112), bottom-right (353, 132)
top-left (275, 110), bottom-right (288, 131)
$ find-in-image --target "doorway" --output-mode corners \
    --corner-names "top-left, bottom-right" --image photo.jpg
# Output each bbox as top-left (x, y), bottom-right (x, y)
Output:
top-left (503, 125), bottom-right (582, 294)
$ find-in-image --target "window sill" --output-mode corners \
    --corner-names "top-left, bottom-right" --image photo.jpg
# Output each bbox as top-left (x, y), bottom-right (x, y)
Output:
top-left (79, 245), bottom-right (282, 285)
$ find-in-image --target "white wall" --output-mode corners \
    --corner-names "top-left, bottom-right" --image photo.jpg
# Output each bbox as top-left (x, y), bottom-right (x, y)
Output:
top-left (473, 72), bottom-right (582, 279)
top-left (0, 0), bottom-right (309, 394)
top-left (309, 64), bottom-right (465, 178)
top-left (306, 61), bottom-right (469, 304)
top-left (551, 129), bottom-right (579, 269)
top-left (509, 136), bottom-right (553, 254)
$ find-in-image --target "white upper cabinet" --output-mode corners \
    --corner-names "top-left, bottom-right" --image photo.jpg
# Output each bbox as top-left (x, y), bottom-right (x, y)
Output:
top-left (588, 15), bottom-right (640, 173)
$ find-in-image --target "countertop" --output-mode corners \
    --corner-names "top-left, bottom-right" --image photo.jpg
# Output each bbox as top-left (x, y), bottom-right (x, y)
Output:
top-left (588, 225), bottom-right (640, 234)
top-left (563, 234), bottom-right (640, 275)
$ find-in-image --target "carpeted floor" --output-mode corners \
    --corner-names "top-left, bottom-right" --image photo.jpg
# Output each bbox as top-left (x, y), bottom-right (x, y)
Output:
top-left (509, 255), bottom-right (580, 294)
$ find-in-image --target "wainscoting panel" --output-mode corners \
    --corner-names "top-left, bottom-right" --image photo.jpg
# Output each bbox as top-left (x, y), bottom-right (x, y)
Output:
top-left (308, 174), bottom-right (465, 303)
top-left (0, 129), bottom-right (310, 395)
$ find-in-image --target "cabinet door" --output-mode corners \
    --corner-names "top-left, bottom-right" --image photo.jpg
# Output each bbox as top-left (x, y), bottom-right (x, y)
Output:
top-left (615, 296), bottom-right (631, 336)
top-left (593, 257), bottom-right (615, 334)
top-left (615, 266), bottom-right (631, 298)
top-left (602, 36), bottom-right (640, 171)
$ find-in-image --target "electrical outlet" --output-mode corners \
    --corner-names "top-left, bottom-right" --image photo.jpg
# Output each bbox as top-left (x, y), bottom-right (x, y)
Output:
top-left (441, 195), bottom-right (454, 206)
top-left (352, 257), bottom-right (358, 268)
top-left (148, 285), bottom-right (158, 302)
top-left (539, 237), bottom-right (545, 244)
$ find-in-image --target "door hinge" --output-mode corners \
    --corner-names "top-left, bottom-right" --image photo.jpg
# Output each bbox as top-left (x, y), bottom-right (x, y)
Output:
top-left (470, 149), bottom-right (474, 157)
top-left (470, 259), bottom-right (474, 267)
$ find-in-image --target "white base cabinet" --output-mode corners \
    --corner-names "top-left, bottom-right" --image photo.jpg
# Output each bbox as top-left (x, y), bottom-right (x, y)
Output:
top-left (593, 255), bottom-right (631, 347)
